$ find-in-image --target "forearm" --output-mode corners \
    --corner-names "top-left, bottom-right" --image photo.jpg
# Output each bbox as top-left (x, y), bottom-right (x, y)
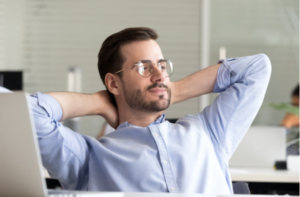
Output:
top-left (171, 63), bottom-right (221, 104)
top-left (46, 92), bottom-right (102, 121)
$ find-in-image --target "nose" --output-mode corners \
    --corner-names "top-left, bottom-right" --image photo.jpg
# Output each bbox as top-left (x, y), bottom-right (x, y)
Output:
top-left (150, 64), bottom-right (166, 83)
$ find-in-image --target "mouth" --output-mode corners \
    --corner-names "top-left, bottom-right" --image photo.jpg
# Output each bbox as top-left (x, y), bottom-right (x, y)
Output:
top-left (147, 83), bottom-right (168, 95)
top-left (148, 87), bottom-right (167, 94)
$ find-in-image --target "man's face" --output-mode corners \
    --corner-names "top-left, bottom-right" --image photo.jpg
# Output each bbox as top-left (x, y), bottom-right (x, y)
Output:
top-left (119, 39), bottom-right (171, 113)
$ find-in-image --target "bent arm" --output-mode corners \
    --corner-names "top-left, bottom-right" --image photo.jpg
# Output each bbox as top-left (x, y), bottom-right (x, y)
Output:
top-left (47, 91), bottom-right (118, 128)
top-left (172, 54), bottom-right (271, 160)
top-left (30, 93), bottom-right (90, 189)
top-left (46, 92), bottom-right (101, 121)
top-left (171, 63), bottom-right (221, 104)
top-left (200, 54), bottom-right (271, 160)
top-left (31, 91), bottom-right (118, 189)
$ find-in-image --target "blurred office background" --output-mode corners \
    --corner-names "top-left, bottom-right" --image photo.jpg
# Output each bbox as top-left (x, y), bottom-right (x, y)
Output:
top-left (0, 0), bottom-right (298, 137)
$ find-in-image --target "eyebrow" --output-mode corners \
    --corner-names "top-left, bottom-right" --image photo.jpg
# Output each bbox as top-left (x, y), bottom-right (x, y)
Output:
top-left (135, 59), bottom-right (167, 64)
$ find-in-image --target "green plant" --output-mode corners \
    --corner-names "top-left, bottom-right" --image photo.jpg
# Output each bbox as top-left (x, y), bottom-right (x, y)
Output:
top-left (269, 103), bottom-right (299, 116)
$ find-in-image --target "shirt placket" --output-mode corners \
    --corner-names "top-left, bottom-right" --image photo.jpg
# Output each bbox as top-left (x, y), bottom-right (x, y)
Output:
top-left (149, 125), bottom-right (179, 193)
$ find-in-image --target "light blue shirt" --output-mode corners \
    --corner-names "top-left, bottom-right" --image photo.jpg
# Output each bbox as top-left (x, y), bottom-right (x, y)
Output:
top-left (30, 54), bottom-right (271, 194)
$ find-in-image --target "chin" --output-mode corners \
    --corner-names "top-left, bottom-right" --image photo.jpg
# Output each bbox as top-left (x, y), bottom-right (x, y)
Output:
top-left (151, 98), bottom-right (170, 112)
top-left (125, 88), bottom-right (171, 113)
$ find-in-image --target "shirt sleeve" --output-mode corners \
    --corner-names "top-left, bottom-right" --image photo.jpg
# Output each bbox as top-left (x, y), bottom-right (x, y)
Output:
top-left (30, 92), bottom-right (89, 190)
top-left (198, 54), bottom-right (271, 161)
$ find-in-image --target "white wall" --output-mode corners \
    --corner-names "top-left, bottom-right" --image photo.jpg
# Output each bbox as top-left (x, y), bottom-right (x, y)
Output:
top-left (0, 0), bottom-right (24, 70)
top-left (209, 0), bottom-right (299, 126)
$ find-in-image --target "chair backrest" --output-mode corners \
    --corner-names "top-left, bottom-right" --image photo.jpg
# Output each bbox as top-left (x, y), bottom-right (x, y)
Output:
top-left (232, 182), bottom-right (250, 194)
top-left (166, 118), bottom-right (178, 123)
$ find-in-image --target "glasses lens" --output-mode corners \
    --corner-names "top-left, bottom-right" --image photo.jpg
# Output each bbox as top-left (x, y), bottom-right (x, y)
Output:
top-left (137, 60), bottom-right (174, 77)
top-left (159, 60), bottom-right (173, 77)
top-left (137, 62), bottom-right (152, 77)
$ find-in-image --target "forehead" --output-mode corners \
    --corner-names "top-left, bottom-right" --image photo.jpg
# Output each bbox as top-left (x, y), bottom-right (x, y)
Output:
top-left (120, 40), bottom-right (163, 64)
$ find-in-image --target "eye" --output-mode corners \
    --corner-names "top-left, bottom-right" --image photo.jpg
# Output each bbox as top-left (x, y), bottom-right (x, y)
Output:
top-left (138, 64), bottom-right (150, 75)
top-left (159, 62), bottom-right (167, 71)
top-left (142, 62), bottom-right (153, 71)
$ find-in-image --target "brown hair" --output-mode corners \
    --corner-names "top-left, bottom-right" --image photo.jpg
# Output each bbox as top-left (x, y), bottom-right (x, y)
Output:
top-left (292, 84), bottom-right (299, 97)
top-left (97, 27), bottom-right (158, 107)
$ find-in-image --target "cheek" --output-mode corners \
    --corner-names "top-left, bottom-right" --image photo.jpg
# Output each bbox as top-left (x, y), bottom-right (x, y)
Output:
top-left (123, 78), bottom-right (148, 93)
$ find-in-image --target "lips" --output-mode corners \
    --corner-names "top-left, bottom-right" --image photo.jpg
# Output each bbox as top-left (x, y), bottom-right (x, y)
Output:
top-left (148, 87), bottom-right (166, 94)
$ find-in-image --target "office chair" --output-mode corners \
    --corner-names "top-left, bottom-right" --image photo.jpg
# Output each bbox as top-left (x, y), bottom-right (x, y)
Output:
top-left (232, 182), bottom-right (250, 194)
top-left (166, 118), bottom-right (178, 123)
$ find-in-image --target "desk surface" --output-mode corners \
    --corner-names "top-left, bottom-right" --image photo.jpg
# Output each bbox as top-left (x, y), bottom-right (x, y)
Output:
top-left (230, 167), bottom-right (299, 183)
top-left (122, 193), bottom-right (271, 197)
top-left (45, 168), bottom-right (299, 183)
top-left (48, 191), bottom-right (279, 197)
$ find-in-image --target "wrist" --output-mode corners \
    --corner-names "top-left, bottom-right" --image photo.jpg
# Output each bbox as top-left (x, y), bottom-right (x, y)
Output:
top-left (169, 82), bottom-right (179, 105)
top-left (91, 92), bottom-right (105, 116)
top-left (92, 90), bottom-right (119, 128)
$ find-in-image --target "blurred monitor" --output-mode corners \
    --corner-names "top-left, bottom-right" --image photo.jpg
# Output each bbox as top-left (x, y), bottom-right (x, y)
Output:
top-left (0, 71), bottom-right (23, 90)
top-left (229, 126), bottom-right (286, 168)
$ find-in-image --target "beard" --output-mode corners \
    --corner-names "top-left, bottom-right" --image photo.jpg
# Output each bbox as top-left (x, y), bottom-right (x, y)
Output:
top-left (123, 83), bottom-right (171, 112)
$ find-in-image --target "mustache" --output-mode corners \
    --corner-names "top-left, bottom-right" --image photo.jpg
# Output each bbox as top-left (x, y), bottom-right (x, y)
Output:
top-left (147, 83), bottom-right (168, 91)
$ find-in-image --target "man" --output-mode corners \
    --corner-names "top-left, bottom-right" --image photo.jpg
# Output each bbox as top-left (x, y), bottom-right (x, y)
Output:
top-left (31, 27), bottom-right (271, 193)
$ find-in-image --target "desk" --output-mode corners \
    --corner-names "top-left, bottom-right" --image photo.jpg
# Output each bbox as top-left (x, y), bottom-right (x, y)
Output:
top-left (44, 168), bottom-right (299, 195)
top-left (230, 167), bottom-right (299, 183)
top-left (44, 168), bottom-right (50, 178)
top-left (48, 191), bottom-right (277, 197)
top-left (45, 168), bottom-right (299, 182)
top-left (230, 168), bottom-right (299, 195)
top-left (122, 193), bottom-right (257, 197)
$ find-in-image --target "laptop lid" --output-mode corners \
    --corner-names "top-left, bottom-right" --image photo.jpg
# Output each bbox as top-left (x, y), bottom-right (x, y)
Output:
top-left (229, 126), bottom-right (286, 168)
top-left (0, 92), bottom-right (47, 197)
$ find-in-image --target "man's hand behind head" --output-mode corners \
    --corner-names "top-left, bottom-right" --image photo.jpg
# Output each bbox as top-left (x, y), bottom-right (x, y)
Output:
top-left (94, 91), bottom-right (119, 129)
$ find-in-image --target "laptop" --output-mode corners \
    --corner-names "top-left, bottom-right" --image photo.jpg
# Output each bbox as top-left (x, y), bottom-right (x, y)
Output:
top-left (0, 92), bottom-right (124, 197)
top-left (229, 126), bottom-right (286, 168)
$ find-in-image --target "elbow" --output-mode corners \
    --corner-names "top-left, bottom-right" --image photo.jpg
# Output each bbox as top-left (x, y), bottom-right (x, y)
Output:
top-left (257, 53), bottom-right (272, 79)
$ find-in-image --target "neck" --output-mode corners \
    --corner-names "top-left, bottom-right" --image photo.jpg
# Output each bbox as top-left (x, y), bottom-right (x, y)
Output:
top-left (117, 106), bottom-right (164, 127)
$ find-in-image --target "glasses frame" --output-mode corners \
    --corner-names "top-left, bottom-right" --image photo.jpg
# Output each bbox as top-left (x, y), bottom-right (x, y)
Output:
top-left (114, 59), bottom-right (174, 78)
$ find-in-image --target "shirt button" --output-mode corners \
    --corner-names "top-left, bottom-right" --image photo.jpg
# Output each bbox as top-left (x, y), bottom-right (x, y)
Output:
top-left (163, 160), bottom-right (168, 165)
top-left (170, 187), bottom-right (175, 191)
top-left (153, 133), bottom-right (159, 137)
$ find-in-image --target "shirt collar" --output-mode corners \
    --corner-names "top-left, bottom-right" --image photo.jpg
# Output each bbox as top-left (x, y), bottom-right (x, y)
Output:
top-left (117, 114), bottom-right (165, 129)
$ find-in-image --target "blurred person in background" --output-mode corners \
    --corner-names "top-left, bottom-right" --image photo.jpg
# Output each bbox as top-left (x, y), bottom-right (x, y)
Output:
top-left (281, 84), bottom-right (299, 155)
top-left (281, 84), bottom-right (299, 128)
top-left (96, 122), bottom-right (115, 139)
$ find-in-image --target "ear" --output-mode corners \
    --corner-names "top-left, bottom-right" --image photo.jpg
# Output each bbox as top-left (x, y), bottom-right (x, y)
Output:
top-left (105, 73), bottom-right (121, 95)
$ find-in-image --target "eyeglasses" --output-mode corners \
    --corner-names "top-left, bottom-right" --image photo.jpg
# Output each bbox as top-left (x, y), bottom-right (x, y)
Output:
top-left (115, 59), bottom-right (174, 77)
